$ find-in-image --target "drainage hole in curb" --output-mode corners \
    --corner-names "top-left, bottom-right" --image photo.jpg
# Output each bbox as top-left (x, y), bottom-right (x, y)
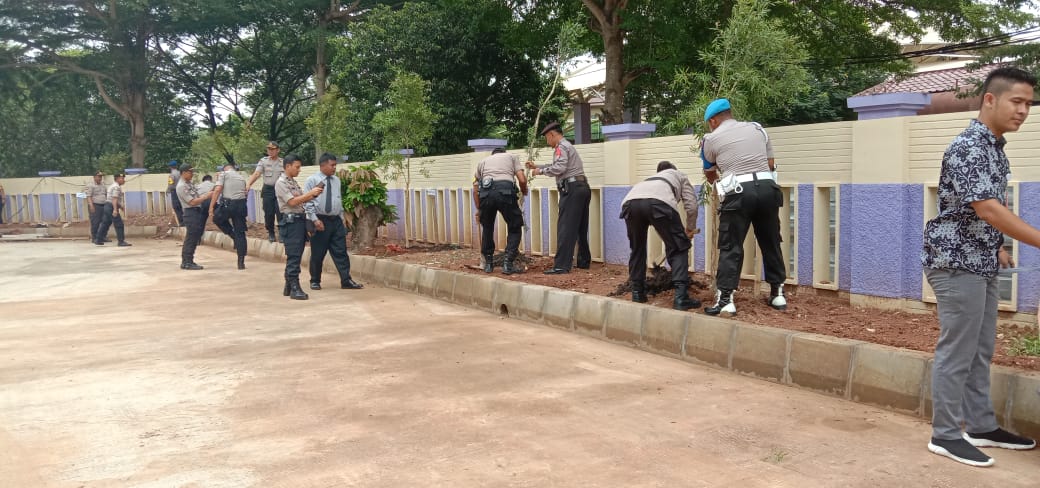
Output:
top-left (499, 304), bottom-right (509, 316)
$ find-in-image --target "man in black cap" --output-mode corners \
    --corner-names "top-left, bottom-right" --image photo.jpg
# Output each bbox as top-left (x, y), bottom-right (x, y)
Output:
top-left (247, 141), bottom-right (285, 242)
top-left (175, 164), bottom-right (214, 270)
top-left (473, 148), bottom-right (527, 274)
top-left (95, 173), bottom-right (131, 247)
top-left (84, 171), bottom-right (109, 243)
top-left (526, 122), bottom-right (591, 274)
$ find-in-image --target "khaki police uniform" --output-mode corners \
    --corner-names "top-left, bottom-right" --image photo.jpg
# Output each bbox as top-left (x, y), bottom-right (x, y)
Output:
top-left (474, 152), bottom-right (525, 266)
top-left (275, 174), bottom-right (317, 284)
top-left (536, 138), bottom-right (591, 271)
top-left (213, 170), bottom-right (249, 260)
top-left (620, 168), bottom-right (699, 287)
top-left (701, 118), bottom-right (786, 294)
top-left (176, 178), bottom-right (206, 266)
top-left (96, 182), bottom-right (126, 244)
top-left (254, 156), bottom-right (284, 236)
top-left (168, 167), bottom-right (183, 224)
top-left (85, 180), bottom-right (109, 241)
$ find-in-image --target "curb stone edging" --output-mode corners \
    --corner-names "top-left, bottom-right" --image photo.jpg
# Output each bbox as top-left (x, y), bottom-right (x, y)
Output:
top-left (186, 230), bottom-right (1040, 441)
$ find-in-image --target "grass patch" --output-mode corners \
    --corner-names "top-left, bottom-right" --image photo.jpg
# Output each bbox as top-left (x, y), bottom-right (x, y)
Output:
top-left (1006, 335), bottom-right (1040, 357)
top-left (762, 447), bottom-right (789, 464)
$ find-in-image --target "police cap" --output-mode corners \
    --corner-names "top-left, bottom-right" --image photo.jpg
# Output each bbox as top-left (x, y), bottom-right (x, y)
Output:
top-left (179, 163), bottom-right (195, 174)
top-left (704, 98), bottom-right (732, 121)
top-left (539, 122), bottom-right (563, 136)
top-left (167, 160), bottom-right (178, 167)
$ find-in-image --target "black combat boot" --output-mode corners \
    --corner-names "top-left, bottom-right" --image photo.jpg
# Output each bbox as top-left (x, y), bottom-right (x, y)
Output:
top-left (237, 256), bottom-right (246, 270)
top-left (283, 280), bottom-right (291, 297)
top-left (289, 280), bottom-right (309, 300)
top-left (673, 282), bottom-right (701, 311)
top-left (704, 288), bottom-right (736, 316)
top-left (631, 281), bottom-right (648, 303)
top-left (768, 283), bottom-right (787, 311)
top-left (502, 252), bottom-right (518, 275)
top-left (483, 254), bottom-right (494, 273)
top-left (268, 230), bottom-right (277, 243)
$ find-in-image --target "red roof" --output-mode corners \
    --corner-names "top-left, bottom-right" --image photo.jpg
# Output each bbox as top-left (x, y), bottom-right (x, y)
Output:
top-left (856, 65), bottom-right (998, 96)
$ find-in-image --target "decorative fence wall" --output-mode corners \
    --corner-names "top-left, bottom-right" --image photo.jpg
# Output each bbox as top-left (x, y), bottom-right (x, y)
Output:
top-left (3, 110), bottom-right (1039, 316)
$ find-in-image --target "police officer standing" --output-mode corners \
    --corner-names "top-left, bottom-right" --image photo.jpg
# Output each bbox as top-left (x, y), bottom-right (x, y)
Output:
top-left (167, 160), bottom-right (183, 226)
top-left (621, 161), bottom-right (701, 310)
top-left (95, 173), bottom-right (131, 247)
top-left (210, 163), bottom-right (250, 269)
top-left (247, 141), bottom-right (284, 242)
top-left (525, 122), bottom-right (591, 274)
top-left (85, 171), bottom-right (109, 243)
top-left (701, 98), bottom-right (786, 315)
top-left (276, 154), bottom-right (324, 300)
top-left (474, 148), bottom-right (527, 274)
top-left (176, 164), bottom-right (214, 270)
top-left (305, 153), bottom-right (364, 290)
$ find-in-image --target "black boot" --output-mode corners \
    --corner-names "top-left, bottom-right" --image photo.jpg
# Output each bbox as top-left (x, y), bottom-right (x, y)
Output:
top-left (502, 252), bottom-right (518, 275)
top-left (289, 280), bottom-right (309, 300)
top-left (283, 280), bottom-right (291, 297)
top-left (631, 281), bottom-right (647, 303)
top-left (237, 256), bottom-right (246, 270)
top-left (768, 283), bottom-right (787, 311)
top-left (483, 254), bottom-right (494, 273)
top-left (673, 282), bottom-right (701, 311)
top-left (704, 288), bottom-right (736, 316)
top-left (268, 230), bottom-right (276, 243)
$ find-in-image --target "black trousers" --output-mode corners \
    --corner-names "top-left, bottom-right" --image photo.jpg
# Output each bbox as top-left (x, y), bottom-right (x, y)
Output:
top-left (0, 200), bottom-right (4, 223)
top-left (309, 215), bottom-right (353, 285)
top-left (170, 191), bottom-right (184, 225)
top-left (96, 203), bottom-right (124, 243)
top-left (622, 198), bottom-right (691, 285)
top-left (479, 190), bottom-right (524, 258)
top-left (554, 180), bottom-right (591, 270)
top-left (182, 207), bottom-right (204, 264)
top-left (215, 199), bottom-right (248, 257)
top-left (280, 217), bottom-right (307, 281)
top-left (89, 203), bottom-right (106, 241)
top-left (261, 185), bottom-right (280, 233)
top-left (715, 178), bottom-right (786, 291)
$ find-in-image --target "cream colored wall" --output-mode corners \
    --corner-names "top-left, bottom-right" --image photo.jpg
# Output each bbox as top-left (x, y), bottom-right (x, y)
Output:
top-left (908, 110), bottom-right (1040, 183)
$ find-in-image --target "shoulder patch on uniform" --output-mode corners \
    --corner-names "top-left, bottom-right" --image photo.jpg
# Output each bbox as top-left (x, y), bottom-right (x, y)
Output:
top-left (555, 146), bottom-right (562, 158)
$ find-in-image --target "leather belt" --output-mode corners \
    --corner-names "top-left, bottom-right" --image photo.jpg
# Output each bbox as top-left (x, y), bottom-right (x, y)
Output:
top-left (317, 214), bottom-right (342, 220)
top-left (562, 175), bottom-right (587, 184)
top-left (733, 171), bottom-right (773, 183)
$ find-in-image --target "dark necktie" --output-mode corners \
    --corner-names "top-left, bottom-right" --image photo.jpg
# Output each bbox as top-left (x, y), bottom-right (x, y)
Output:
top-left (325, 176), bottom-right (333, 213)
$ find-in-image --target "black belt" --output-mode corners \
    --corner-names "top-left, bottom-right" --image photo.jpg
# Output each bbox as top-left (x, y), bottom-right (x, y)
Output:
top-left (184, 207), bottom-right (202, 212)
top-left (317, 214), bottom-right (342, 220)
top-left (562, 175), bottom-right (587, 184)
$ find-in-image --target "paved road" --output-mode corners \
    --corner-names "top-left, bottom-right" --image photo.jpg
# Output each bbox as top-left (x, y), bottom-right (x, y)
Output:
top-left (0, 240), bottom-right (1036, 487)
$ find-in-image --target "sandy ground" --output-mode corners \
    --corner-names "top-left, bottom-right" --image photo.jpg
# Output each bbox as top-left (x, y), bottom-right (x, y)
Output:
top-left (0, 240), bottom-right (1038, 487)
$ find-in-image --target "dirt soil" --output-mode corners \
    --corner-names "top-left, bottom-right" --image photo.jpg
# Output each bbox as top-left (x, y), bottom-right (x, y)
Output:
top-left (354, 238), bottom-right (1040, 372)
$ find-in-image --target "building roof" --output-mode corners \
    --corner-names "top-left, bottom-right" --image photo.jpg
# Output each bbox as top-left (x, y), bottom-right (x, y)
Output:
top-left (856, 64), bottom-right (998, 96)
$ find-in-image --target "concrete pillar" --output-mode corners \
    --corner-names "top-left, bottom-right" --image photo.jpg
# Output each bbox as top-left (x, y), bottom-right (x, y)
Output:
top-left (847, 93), bottom-right (931, 120)
top-left (573, 103), bottom-right (592, 144)
top-left (601, 123), bottom-right (656, 142)
top-left (467, 139), bottom-right (508, 152)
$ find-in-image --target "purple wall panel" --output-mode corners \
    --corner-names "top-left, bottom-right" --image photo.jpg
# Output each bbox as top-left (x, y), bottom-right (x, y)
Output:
top-left (39, 194), bottom-right (59, 220)
top-left (124, 191), bottom-right (147, 214)
top-left (541, 188), bottom-right (550, 253)
top-left (694, 185), bottom-right (706, 273)
top-left (601, 186), bottom-right (630, 265)
top-left (797, 185), bottom-right (814, 286)
top-left (839, 184), bottom-right (852, 291)
top-left (522, 195), bottom-right (532, 252)
top-left (386, 189), bottom-right (405, 240)
top-left (847, 184), bottom-right (923, 299)
top-left (246, 191), bottom-right (256, 223)
top-left (1017, 183), bottom-right (1040, 312)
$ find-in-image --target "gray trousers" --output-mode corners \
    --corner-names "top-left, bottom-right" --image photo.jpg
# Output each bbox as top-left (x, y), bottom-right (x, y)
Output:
top-left (925, 268), bottom-right (1000, 440)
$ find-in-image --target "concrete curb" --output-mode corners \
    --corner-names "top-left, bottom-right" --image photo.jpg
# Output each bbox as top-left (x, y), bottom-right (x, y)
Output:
top-left (2, 225), bottom-right (159, 239)
top-left (186, 230), bottom-right (1040, 440)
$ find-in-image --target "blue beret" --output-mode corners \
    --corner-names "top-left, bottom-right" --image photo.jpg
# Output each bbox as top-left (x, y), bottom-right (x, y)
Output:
top-left (168, 160), bottom-right (178, 166)
top-left (704, 98), bottom-right (731, 121)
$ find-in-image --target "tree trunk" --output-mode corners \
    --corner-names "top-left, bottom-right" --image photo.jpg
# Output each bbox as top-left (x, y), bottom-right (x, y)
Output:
top-left (350, 206), bottom-right (382, 252)
top-left (314, 18), bottom-right (329, 162)
top-left (127, 90), bottom-right (147, 168)
top-left (601, 28), bottom-right (625, 126)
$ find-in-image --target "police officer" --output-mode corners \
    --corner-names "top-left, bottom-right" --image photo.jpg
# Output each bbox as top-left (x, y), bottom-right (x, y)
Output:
top-left (701, 98), bottom-right (786, 315)
top-left (167, 160), bottom-right (183, 226)
top-left (210, 163), bottom-right (250, 269)
top-left (525, 122), bottom-right (591, 274)
top-left (247, 141), bottom-right (284, 242)
top-left (474, 148), bottom-right (528, 274)
top-left (621, 161), bottom-right (701, 310)
top-left (198, 174), bottom-right (215, 224)
top-left (85, 171), bottom-right (109, 243)
top-left (176, 164), bottom-right (214, 270)
top-left (276, 154), bottom-right (324, 300)
top-left (305, 153), bottom-right (364, 290)
top-left (95, 173), bottom-right (131, 247)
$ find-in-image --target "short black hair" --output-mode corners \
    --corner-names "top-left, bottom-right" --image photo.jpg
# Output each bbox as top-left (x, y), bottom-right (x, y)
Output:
top-left (657, 161), bottom-right (676, 172)
top-left (284, 154), bottom-right (303, 165)
top-left (318, 152), bottom-right (338, 165)
top-left (223, 163), bottom-right (235, 171)
top-left (491, 148), bottom-right (506, 154)
top-left (202, 175), bottom-right (212, 182)
top-left (982, 67), bottom-right (1037, 97)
